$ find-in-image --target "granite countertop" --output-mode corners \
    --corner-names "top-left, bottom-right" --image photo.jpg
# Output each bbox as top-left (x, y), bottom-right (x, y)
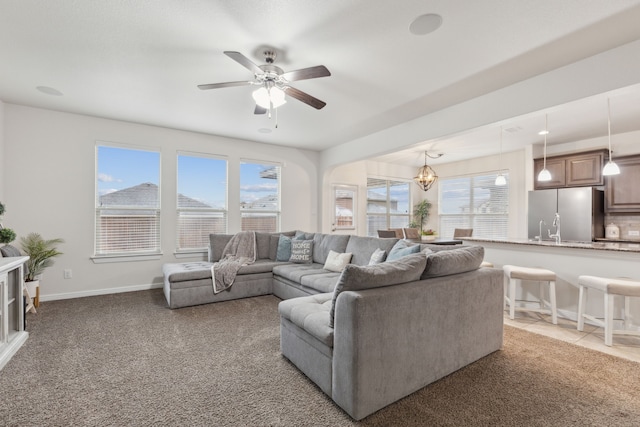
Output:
top-left (461, 237), bottom-right (640, 253)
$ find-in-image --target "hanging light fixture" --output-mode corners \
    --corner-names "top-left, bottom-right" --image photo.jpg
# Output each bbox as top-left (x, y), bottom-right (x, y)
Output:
top-left (537, 114), bottom-right (552, 182)
top-left (414, 151), bottom-right (440, 191)
top-left (495, 126), bottom-right (507, 186)
top-left (602, 98), bottom-right (621, 176)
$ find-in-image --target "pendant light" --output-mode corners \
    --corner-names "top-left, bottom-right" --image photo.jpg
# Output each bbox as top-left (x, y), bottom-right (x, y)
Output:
top-left (414, 151), bottom-right (440, 191)
top-left (537, 114), bottom-right (552, 182)
top-left (602, 98), bottom-right (621, 176)
top-left (495, 126), bottom-right (506, 186)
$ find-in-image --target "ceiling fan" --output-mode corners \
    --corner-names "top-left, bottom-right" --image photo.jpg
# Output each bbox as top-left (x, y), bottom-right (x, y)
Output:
top-left (198, 49), bottom-right (331, 115)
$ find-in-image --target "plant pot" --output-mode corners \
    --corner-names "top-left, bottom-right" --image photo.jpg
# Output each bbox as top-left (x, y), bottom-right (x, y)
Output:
top-left (25, 279), bottom-right (39, 298)
top-left (421, 235), bottom-right (436, 242)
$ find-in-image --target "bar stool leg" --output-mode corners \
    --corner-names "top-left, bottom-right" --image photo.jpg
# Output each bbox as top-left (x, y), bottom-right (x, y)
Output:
top-left (577, 285), bottom-right (586, 331)
top-left (538, 282), bottom-right (545, 310)
top-left (509, 277), bottom-right (516, 320)
top-left (549, 280), bottom-right (557, 325)
top-left (604, 293), bottom-right (614, 347)
top-left (624, 296), bottom-right (631, 330)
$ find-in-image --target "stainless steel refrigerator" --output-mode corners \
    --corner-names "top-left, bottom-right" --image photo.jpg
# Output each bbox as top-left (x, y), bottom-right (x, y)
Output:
top-left (528, 187), bottom-right (604, 242)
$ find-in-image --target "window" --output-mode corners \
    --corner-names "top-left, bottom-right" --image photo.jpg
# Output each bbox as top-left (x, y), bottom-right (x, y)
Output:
top-left (439, 173), bottom-right (509, 239)
top-left (333, 184), bottom-right (357, 230)
top-left (95, 144), bottom-right (161, 257)
top-left (176, 153), bottom-right (227, 251)
top-left (240, 161), bottom-right (281, 232)
top-left (366, 178), bottom-right (411, 237)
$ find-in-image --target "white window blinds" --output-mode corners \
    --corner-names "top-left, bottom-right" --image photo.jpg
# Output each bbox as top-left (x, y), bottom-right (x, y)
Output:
top-left (438, 173), bottom-right (509, 239)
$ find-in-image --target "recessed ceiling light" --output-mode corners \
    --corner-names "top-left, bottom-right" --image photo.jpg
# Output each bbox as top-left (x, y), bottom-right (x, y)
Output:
top-left (36, 86), bottom-right (63, 96)
top-left (409, 13), bottom-right (443, 36)
top-left (538, 130), bottom-right (550, 135)
top-left (258, 128), bottom-right (272, 134)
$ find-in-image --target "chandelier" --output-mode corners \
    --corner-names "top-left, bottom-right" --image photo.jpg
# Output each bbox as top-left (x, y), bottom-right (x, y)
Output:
top-left (414, 151), bottom-right (441, 191)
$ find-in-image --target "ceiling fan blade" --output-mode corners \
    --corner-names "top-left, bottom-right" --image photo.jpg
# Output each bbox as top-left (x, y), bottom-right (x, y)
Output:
top-left (285, 86), bottom-right (327, 110)
top-left (281, 65), bottom-right (331, 82)
top-left (224, 51), bottom-right (263, 75)
top-left (197, 81), bottom-right (253, 90)
top-left (254, 105), bottom-right (267, 115)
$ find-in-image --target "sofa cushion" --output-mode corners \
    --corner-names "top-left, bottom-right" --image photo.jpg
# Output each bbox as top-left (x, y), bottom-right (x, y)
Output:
top-left (290, 240), bottom-right (314, 263)
top-left (368, 248), bottom-right (387, 265)
top-left (295, 230), bottom-right (315, 240)
top-left (276, 235), bottom-right (293, 262)
top-left (312, 234), bottom-right (351, 264)
top-left (329, 253), bottom-right (427, 327)
top-left (300, 272), bottom-right (342, 293)
top-left (420, 245), bottom-right (484, 279)
top-left (278, 293), bottom-right (334, 347)
top-left (163, 261), bottom-right (214, 283)
top-left (273, 263), bottom-right (327, 283)
top-left (345, 235), bottom-right (398, 266)
top-left (386, 240), bottom-right (420, 261)
top-left (323, 250), bottom-right (352, 272)
top-left (255, 232), bottom-right (276, 259)
top-left (209, 234), bottom-right (234, 262)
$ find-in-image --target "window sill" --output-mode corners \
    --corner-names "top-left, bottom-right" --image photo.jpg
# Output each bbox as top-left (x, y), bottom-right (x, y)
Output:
top-left (91, 253), bottom-right (163, 264)
top-left (173, 250), bottom-right (208, 260)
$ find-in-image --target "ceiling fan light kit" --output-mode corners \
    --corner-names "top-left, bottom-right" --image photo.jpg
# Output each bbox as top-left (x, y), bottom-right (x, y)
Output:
top-left (198, 49), bottom-right (330, 126)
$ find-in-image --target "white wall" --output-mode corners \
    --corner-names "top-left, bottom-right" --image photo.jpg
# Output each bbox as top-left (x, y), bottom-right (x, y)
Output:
top-left (0, 101), bottom-right (4, 202)
top-left (2, 104), bottom-right (319, 301)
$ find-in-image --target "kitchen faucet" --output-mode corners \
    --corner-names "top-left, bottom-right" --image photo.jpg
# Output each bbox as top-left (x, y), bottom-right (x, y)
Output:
top-left (548, 213), bottom-right (561, 244)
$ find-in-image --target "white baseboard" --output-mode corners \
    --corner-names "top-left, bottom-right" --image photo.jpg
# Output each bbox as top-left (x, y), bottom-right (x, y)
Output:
top-left (39, 283), bottom-right (163, 302)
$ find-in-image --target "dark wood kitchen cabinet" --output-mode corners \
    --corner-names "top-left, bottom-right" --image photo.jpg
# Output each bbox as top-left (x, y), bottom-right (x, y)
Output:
top-left (605, 154), bottom-right (640, 213)
top-left (534, 149), bottom-right (606, 189)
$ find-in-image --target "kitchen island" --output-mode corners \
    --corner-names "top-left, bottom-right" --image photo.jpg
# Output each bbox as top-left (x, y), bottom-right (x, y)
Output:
top-left (461, 237), bottom-right (640, 329)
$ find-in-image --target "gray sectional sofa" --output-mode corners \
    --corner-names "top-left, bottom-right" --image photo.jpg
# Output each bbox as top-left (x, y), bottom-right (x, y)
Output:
top-left (162, 231), bottom-right (504, 420)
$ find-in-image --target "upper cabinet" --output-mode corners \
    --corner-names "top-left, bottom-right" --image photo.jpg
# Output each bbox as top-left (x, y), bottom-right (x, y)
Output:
top-left (534, 149), bottom-right (606, 190)
top-left (605, 154), bottom-right (640, 213)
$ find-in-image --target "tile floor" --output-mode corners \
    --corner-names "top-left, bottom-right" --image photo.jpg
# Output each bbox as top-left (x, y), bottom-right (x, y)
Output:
top-left (504, 311), bottom-right (640, 363)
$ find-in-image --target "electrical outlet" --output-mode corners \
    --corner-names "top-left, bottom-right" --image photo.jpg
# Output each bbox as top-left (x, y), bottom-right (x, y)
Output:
top-left (63, 269), bottom-right (72, 279)
top-left (629, 230), bottom-right (640, 237)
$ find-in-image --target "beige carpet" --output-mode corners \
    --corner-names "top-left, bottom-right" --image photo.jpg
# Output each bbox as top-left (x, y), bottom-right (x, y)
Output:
top-left (1, 289), bottom-right (639, 426)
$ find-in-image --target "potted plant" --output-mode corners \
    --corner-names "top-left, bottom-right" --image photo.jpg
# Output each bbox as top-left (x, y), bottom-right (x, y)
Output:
top-left (0, 227), bottom-right (17, 246)
top-left (411, 199), bottom-right (432, 235)
top-left (421, 228), bottom-right (437, 241)
top-left (19, 233), bottom-right (64, 297)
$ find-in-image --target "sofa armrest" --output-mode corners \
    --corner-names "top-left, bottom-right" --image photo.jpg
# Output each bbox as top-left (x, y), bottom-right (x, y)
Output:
top-left (331, 268), bottom-right (503, 420)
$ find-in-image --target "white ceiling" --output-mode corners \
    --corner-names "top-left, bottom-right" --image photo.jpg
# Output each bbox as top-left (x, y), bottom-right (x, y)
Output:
top-left (2, 0), bottom-right (640, 159)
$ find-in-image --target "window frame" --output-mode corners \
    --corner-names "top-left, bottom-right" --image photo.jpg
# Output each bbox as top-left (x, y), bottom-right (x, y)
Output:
top-left (438, 172), bottom-right (509, 239)
top-left (175, 151), bottom-right (228, 254)
top-left (366, 177), bottom-right (412, 237)
top-left (239, 159), bottom-right (282, 233)
top-left (332, 184), bottom-right (357, 231)
top-left (93, 142), bottom-right (162, 262)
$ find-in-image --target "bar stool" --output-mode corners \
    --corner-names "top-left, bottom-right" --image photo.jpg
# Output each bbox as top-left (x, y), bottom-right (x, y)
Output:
top-left (503, 265), bottom-right (557, 324)
top-left (577, 275), bottom-right (640, 346)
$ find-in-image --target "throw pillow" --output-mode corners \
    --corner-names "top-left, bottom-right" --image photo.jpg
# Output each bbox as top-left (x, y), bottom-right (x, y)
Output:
top-left (386, 240), bottom-right (420, 262)
top-left (330, 253), bottom-right (427, 327)
top-left (294, 231), bottom-right (315, 240)
top-left (290, 240), bottom-right (314, 264)
top-left (368, 248), bottom-right (387, 265)
top-left (324, 250), bottom-right (353, 272)
top-left (420, 245), bottom-right (484, 279)
top-left (276, 235), bottom-right (293, 262)
top-left (0, 244), bottom-right (22, 257)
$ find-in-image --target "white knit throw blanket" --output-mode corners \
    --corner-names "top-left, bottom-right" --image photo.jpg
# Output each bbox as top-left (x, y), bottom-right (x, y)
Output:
top-left (211, 231), bottom-right (256, 294)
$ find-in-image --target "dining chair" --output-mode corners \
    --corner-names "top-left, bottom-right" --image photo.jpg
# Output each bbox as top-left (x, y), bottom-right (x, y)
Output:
top-left (453, 228), bottom-right (473, 238)
top-left (377, 230), bottom-right (397, 238)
